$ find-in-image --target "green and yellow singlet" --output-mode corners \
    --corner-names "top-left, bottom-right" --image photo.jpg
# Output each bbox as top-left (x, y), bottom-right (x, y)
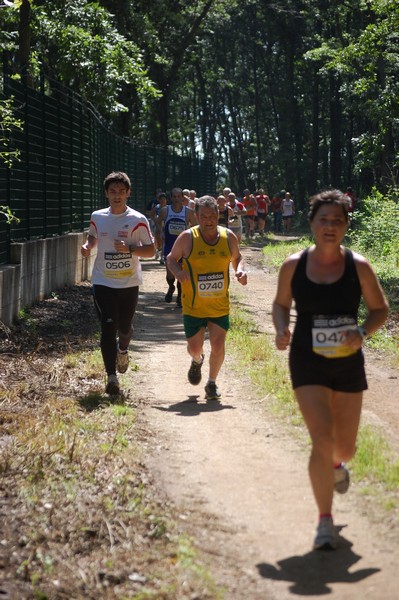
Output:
top-left (181, 226), bottom-right (232, 317)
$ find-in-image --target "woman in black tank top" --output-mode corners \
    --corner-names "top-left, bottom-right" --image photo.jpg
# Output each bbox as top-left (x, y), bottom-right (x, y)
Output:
top-left (272, 189), bottom-right (388, 551)
top-left (217, 195), bottom-right (233, 227)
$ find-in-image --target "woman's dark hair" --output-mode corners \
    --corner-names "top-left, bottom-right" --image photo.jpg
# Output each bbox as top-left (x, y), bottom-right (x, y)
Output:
top-left (308, 189), bottom-right (349, 222)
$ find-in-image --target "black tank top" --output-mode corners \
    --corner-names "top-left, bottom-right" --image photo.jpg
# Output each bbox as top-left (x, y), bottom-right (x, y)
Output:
top-left (218, 207), bottom-right (229, 226)
top-left (291, 248), bottom-right (361, 354)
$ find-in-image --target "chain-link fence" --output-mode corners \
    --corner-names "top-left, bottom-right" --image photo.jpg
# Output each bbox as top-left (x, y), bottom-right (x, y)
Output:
top-left (0, 72), bottom-right (215, 265)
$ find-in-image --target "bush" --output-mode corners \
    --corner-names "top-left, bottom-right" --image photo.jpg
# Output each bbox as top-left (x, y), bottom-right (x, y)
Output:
top-left (348, 187), bottom-right (399, 258)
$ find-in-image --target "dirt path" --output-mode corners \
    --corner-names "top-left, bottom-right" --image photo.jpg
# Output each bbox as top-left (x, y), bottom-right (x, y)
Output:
top-left (130, 245), bottom-right (399, 600)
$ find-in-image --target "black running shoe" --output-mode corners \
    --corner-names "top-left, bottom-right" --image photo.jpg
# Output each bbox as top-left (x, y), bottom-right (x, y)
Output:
top-left (105, 374), bottom-right (120, 396)
top-left (188, 354), bottom-right (204, 385)
top-left (204, 381), bottom-right (221, 400)
top-left (165, 284), bottom-right (175, 303)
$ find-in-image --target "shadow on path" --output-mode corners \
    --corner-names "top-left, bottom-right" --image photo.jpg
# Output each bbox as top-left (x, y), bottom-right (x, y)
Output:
top-left (153, 396), bottom-right (236, 416)
top-left (256, 532), bottom-right (380, 596)
top-left (133, 267), bottom-right (187, 351)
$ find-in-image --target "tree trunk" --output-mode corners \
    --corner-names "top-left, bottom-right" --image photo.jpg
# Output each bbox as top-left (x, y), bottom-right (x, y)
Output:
top-left (17, 0), bottom-right (33, 86)
top-left (329, 73), bottom-right (342, 187)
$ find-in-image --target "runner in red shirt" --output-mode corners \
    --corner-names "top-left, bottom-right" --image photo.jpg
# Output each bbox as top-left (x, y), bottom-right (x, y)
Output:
top-left (255, 189), bottom-right (270, 235)
top-left (242, 189), bottom-right (257, 237)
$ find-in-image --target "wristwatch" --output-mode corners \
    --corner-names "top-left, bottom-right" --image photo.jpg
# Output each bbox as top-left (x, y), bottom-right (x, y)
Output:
top-left (357, 326), bottom-right (368, 340)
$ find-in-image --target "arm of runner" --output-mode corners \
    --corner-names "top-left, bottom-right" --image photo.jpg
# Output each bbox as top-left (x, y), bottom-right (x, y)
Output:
top-left (155, 206), bottom-right (166, 237)
top-left (166, 231), bottom-right (192, 283)
top-left (133, 242), bottom-right (156, 258)
top-left (81, 234), bottom-right (97, 257)
top-left (272, 256), bottom-right (298, 350)
top-left (114, 239), bottom-right (156, 258)
top-left (226, 205), bottom-right (235, 222)
top-left (344, 253), bottom-right (389, 349)
top-left (114, 219), bottom-right (156, 258)
top-left (228, 230), bottom-right (247, 286)
top-left (187, 208), bottom-right (198, 227)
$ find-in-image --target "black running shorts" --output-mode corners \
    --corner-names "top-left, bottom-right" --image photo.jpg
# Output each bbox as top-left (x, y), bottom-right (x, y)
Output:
top-left (289, 349), bottom-right (367, 392)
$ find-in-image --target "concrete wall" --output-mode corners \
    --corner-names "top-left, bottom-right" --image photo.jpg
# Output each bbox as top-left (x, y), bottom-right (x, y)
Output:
top-left (0, 232), bottom-right (96, 327)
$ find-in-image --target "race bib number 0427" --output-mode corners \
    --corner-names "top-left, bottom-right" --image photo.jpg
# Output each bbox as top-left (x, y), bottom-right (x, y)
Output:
top-left (312, 314), bottom-right (357, 358)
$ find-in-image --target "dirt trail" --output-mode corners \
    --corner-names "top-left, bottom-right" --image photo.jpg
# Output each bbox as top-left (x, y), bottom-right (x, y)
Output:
top-left (129, 245), bottom-right (399, 600)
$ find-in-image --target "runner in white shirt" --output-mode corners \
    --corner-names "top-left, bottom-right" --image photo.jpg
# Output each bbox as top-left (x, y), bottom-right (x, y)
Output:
top-left (281, 191), bottom-right (295, 234)
top-left (81, 171), bottom-right (155, 396)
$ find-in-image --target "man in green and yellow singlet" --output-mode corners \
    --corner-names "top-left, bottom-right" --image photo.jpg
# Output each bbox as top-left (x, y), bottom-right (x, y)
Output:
top-left (166, 195), bottom-right (247, 400)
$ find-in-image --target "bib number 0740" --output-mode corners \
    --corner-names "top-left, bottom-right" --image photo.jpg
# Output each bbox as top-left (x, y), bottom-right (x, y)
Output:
top-left (199, 280), bottom-right (224, 291)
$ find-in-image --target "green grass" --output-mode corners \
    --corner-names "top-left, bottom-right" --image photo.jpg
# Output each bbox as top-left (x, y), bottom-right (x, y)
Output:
top-left (261, 236), bottom-right (310, 269)
top-left (354, 425), bottom-right (399, 490)
top-left (228, 304), bottom-right (300, 424)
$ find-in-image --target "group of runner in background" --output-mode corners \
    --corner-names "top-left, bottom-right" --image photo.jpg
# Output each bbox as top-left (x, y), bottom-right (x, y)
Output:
top-left (146, 186), bottom-right (298, 262)
top-left (147, 185), bottom-right (359, 264)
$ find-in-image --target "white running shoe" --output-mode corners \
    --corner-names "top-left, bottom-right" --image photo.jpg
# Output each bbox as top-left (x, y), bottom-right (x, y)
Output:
top-left (116, 348), bottom-right (129, 373)
top-left (334, 464), bottom-right (350, 494)
top-left (313, 517), bottom-right (337, 551)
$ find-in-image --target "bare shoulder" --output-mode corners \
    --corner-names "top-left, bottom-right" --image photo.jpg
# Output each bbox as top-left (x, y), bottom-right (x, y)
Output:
top-left (351, 249), bottom-right (375, 276)
top-left (274, 250), bottom-right (303, 303)
top-left (175, 229), bottom-right (193, 256)
top-left (351, 249), bottom-right (370, 264)
top-left (280, 250), bottom-right (303, 273)
top-left (226, 228), bottom-right (238, 242)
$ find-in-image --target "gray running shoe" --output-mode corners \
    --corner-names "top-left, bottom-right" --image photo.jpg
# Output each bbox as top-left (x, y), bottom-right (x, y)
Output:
top-left (204, 381), bottom-right (221, 400)
top-left (334, 464), bottom-right (350, 494)
top-left (116, 348), bottom-right (129, 373)
top-left (188, 354), bottom-right (204, 385)
top-left (313, 516), bottom-right (337, 551)
top-left (105, 374), bottom-right (120, 396)
top-left (165, 284), bottom-right (175, 303)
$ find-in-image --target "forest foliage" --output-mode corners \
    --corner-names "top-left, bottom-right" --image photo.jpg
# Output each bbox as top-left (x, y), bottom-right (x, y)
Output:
top-left (1, 0), bottom-right (399, 203)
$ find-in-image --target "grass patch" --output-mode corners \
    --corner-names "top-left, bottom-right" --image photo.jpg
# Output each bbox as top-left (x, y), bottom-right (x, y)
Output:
top-left (64, 347), bottom-right (103, 372)
top-left (176, 535), bottom-right (225, 599)
top-left (354, 425), bottom-right (399, 490)
top-left (1, 391), bottom-right (223, 598)
top-left (261, 236), bottom-right (310, 270)
top-left (228, 303), bottom-right (299, 424)
top-left (0, 310), bottom-right (222, 600)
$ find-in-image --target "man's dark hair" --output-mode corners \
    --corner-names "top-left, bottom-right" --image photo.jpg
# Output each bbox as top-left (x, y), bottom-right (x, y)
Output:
top-left (103, 171), bottom-right (131, 191)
